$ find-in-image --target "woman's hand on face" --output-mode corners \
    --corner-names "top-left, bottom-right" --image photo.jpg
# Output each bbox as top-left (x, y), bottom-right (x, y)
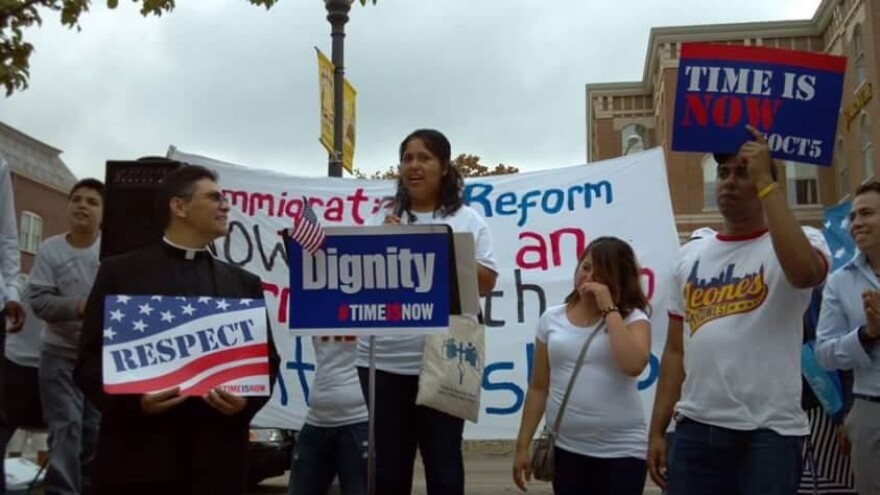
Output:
top-left (578, 282), bottom-right (614, 309)
top-left (383, 214), bottom-right (401, 225)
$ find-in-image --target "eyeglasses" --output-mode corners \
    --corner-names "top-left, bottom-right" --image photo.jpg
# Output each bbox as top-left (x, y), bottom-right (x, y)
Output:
top-left (177, 191), bottom-right (229, 205)
top-left (204, 191), bottom-right (229, 204)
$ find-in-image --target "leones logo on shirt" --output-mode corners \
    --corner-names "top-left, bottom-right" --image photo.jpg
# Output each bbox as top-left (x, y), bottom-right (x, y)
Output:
top-left (684, 261), bottom-right (768, 334)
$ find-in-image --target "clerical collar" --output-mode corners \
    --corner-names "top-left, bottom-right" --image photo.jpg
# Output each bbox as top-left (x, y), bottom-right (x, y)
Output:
top-left (162, 237), bottom-right (209, 261)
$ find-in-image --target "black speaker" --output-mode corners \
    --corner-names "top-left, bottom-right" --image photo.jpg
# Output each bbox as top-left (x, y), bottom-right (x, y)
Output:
top-left (100, 158), bottom-right (182, 260)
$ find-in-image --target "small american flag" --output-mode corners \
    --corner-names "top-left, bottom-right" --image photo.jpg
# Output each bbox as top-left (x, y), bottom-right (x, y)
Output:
top-left (290, 197), bottom-right (326, 254)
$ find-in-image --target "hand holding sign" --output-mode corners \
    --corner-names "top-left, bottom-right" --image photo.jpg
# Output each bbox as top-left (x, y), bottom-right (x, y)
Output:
top-left (141, 387), bottom-right (187, 415)
top-left (203, 388), bottom-right (247, 416)
top-left (740, 125), bottom-right (776, 188)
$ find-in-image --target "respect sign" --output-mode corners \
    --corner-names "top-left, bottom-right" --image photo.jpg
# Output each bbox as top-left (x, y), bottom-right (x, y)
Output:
top-left (672, 43), bottom-right (846, 166)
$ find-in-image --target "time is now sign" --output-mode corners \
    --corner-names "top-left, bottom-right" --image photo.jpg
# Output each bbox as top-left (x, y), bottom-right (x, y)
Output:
top-left (672, 43), bottom-right (846, 166)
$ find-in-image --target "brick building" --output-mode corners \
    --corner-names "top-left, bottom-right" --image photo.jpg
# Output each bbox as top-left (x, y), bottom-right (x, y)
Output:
top-left (586, 0), bottom-right (878, 240)
top-left (1, 121), bottom-right (78, 274)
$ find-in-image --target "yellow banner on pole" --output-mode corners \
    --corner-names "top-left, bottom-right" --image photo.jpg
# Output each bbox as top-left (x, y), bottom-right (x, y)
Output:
top-left (317, 48), bottom-right (357, 174)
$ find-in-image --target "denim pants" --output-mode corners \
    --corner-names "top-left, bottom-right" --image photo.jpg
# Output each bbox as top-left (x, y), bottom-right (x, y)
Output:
top-left (357, 368), bottom-right (465, 495)
top-left (667, 417), bottom-right (804, 495)
top-left (552, 446), bottom-right (647, 495)
top-left (288, 422), bottom-right (369, 495)
top-left (39, 352), bottom-right (101, 495)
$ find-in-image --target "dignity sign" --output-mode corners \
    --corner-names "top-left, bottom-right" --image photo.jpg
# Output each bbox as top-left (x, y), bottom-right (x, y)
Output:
top-left (286, 226), bottom-right (451, 336)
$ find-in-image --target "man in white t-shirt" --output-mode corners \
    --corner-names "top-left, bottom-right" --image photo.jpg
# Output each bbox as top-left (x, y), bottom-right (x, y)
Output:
top-left (647, 126), bottom-right (830, 495)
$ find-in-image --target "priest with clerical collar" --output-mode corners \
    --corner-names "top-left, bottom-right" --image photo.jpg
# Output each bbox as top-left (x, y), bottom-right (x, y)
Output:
top-left (75, 164), bottom-right (280, 495)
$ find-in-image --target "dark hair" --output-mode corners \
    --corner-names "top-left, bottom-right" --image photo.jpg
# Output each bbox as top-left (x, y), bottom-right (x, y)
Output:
top-left (69, 178), bottom-right (104, 200)
top-left (564, 236), bottom-right (650, 318)
top-left (713, 152), bottom-right (779, 182)
top-left (394, 129), bottom-right (464, 219)
top-left (156, 165), bottom-right (218, 229)
top-left (854, 181), bottom-right (880, 198)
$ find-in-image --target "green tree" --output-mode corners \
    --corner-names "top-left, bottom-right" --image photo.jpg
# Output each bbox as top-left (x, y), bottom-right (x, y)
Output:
top-left (0, 0), bottom-right (376, 96)
top-left (354, 153), bottom-right (520, 179)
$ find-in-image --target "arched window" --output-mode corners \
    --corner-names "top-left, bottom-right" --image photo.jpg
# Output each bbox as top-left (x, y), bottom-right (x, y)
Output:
top-left (702, 154), bottom-right (717, 208)
top-left (19, 211), bottom-right (43, 253)
top-left (621, 124), bottom-right (648, 155)
top-left (837, 138), bottom-right (850, 199)
top-left (853, 24), bottom-right (866, 86)
top-left (861, 113), bottom-right (874, 180)
top-left (785, 162), bottom-right (819, 205)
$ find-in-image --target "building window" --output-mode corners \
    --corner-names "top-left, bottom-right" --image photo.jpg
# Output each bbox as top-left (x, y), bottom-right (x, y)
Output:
top-left (703, 154), bottom-right (717, 209)
top-left (19, 211), bottom-right (43, 253)
top-left (621, 124), bottom-right (648, 155)
top-left (785, 162), bottom-right (819, 205)
top-left (837, 138), bottom-right (850, 199)
top-left (853, 24), bottom-right (866, 86)
top-left (862, 113), bottom-right (874, 181)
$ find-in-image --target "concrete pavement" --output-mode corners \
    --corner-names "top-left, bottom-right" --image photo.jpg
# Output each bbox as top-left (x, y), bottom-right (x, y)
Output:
top-left (250, 441), bottom-right (662, 495)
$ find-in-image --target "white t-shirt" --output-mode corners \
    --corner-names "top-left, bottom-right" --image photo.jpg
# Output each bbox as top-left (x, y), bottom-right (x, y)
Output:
top-left (668, 228), bottom-right (829, 436)
top-left (356, 205), bottom-right (498, 375)
top-left (305, 336), bottom-right (369, 427)
top-left (537, 304), bottom-right (650, 459)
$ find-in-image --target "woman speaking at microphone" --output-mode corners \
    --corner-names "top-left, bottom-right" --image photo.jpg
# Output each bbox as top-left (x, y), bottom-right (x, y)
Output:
top-left (356, 129), bottom-right (498, 495)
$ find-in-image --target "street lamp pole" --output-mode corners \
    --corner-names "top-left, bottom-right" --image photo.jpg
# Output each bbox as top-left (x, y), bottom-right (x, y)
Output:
top-left (325, 0), bottom-right (351, 178)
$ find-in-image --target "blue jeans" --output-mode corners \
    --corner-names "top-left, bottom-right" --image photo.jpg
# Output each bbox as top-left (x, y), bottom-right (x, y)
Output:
top-left (552, 447), bottom-right (647, 495)
top-left (288, 422), bottom-right (368, 495)
top-left (39, 352), bottom-right (101, 495)
top-left (357, 368), bottom-right (465, 495)
top-left (667, 417), bottom-right (804, 495)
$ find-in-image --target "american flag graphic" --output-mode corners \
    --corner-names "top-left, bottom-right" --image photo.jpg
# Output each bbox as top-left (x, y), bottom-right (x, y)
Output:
top-left (290, 198), bottom-right (326, 254)
top-left (102, 295), bottom-right (270, 396)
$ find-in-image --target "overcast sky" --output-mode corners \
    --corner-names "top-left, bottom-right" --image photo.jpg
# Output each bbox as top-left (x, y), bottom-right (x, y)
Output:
top-left (3, 0), bottom-right (821, 180)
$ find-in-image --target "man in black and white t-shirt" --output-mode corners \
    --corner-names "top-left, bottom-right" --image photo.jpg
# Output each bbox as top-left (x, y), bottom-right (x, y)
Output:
top-left (648, 126), bottom-right (830, 495)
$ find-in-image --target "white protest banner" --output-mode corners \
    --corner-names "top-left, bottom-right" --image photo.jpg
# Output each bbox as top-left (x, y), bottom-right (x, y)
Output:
top-left (102, 295), bottom-right (271, 397)
top-left (167, 146), bottom-right (680, 438)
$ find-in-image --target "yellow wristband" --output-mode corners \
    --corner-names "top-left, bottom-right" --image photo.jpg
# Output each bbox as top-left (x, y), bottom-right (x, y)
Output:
top-left (757, 182), bottom-right (779, 199)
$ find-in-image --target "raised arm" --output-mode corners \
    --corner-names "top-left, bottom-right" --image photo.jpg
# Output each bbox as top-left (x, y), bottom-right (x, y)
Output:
top-left (742, 125), bottom-right (827, 289)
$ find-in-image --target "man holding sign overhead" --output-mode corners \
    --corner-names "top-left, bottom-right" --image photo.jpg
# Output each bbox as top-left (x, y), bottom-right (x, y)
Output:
top-left (649, 125), bottom-right (830, 495)
top-left (74, 165), bottom-right (279, 495)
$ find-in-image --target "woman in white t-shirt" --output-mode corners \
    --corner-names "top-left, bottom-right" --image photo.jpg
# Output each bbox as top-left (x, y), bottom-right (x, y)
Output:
top-left (513, 236), bottom-right (652, 495)
top-left (355, 129), bottom-right (498, 495)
